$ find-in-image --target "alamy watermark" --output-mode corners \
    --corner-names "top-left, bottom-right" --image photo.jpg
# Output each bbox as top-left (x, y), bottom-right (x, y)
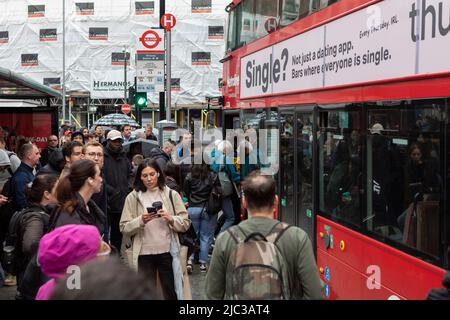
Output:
top-left (168, 127), bottom-right (280, 175)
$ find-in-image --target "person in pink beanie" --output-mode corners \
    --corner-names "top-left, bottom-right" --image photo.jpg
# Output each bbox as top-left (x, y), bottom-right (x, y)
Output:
top-left (35, 224), bottom-right (110, 300)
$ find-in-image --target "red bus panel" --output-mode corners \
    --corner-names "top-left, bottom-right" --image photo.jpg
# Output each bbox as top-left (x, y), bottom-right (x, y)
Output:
top-left (317, 216), bottom-right (445, 300)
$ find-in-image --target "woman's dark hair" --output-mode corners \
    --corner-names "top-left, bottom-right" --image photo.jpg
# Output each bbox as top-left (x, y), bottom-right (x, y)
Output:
top-left (164, 161), bottom-right (181, 185)
top-left (25, 174), bottom-right (59, 205)
top-left (50, 258), bottom-right (160, 300)
top-left (190, 163), bottom-right (210, 181)
top-left (133, 158), bottom-right (166, 192)
top-left (71, 131), bottom-right (85, 144)
top-left (56, 159), bottom-right (97, 214)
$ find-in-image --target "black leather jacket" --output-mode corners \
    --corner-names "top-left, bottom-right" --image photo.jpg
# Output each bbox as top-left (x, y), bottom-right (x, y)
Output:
top-left (183, 172), bottom-right (219, 207)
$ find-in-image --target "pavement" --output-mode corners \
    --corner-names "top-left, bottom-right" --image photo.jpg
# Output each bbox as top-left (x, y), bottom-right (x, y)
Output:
top-left (0, 262), bottom-right (208, 300)
top-left (0, 283), bottom-right (16, 300)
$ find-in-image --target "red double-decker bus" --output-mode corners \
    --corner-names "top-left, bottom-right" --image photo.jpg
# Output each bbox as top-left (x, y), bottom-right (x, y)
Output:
top-left (221, 0), bottom-right (449, 299)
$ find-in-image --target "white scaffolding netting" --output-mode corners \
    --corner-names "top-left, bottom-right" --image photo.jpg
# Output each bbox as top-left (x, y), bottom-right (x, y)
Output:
top-left (0, 0), bottom-right (228, 105)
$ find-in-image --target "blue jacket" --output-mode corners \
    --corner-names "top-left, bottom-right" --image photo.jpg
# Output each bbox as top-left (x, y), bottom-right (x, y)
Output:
top-left (211, 150), bottom-right (240, 184)
top-left (11, 162), bottom-right (35, 211)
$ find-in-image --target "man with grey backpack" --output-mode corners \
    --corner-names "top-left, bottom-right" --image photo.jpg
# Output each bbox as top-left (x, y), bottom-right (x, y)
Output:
top-left (205, 171), bottom-right (323, 300)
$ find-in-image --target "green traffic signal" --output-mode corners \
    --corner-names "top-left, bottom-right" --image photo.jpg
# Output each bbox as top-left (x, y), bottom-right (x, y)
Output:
top-left (135, 92), bottom-right (147, 109)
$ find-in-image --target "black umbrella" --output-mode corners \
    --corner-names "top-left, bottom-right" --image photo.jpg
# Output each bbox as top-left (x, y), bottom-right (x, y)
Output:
top-left (123, 138), bottom-right (160, 158)
top-left (93, 113), bottom-right (140, 128)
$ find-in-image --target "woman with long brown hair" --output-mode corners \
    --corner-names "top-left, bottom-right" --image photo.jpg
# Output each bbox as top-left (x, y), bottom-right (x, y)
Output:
top-left (50, 159), bottom-right (108, 241)
top-left (120, 158), bottom-right (190, 300)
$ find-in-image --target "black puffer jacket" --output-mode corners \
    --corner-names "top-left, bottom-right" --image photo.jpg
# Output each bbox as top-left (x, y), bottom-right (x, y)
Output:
top-left (183, 172), bottom-right (219, 207)
top-left (103, 146), bottom-right (132, 215)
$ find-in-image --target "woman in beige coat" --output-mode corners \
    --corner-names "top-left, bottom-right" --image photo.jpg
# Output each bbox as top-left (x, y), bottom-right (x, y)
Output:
top-left (120, 158), bottom-right (191, 300)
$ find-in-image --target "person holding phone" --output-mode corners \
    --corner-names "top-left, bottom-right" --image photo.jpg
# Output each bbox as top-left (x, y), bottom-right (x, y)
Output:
top-left (120, 159), bottom-right (190, 300)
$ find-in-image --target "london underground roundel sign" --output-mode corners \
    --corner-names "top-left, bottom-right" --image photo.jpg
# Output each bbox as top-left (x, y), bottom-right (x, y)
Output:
top-left (139, 30), bottom-right (162, 49)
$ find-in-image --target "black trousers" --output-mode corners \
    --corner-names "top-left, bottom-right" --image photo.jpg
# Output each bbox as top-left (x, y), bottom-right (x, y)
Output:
top-left (138, 253), bottom-right (177, 300)
top-left (108, 212), bottom-right (122, 251)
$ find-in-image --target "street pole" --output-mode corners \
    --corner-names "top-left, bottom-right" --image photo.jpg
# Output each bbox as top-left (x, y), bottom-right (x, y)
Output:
top-left (123, 46), bottom-right (128, 103)
top-left (62, 0), bottom-right (66, 123)
top-left (166, 30), bottom-right (171, 122)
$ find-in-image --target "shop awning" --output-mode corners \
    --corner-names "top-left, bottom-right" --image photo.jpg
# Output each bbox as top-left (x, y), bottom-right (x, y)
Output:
top-left (0, 67), bottom-right (62, 100)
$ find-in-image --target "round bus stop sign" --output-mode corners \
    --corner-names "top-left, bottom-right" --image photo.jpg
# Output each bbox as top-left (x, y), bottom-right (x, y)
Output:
top-left (139, 30), bottom-right (162, 49)
top-left (121, 104), bottom-right (131, 114)
top-left (161, 13), bottom-right (176, 32)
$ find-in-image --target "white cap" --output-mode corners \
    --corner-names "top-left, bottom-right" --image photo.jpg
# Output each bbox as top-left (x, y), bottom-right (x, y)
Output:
top-left (107, 130), bottom-right (123, 141)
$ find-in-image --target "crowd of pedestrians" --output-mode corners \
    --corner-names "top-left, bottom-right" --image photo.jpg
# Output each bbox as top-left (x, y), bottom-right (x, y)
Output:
top-left (0, 121), bottom-right (334, 300)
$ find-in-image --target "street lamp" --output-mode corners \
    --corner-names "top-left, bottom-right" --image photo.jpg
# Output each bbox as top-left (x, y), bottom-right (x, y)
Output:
top-left (123, 46), bottom-right (129, 103)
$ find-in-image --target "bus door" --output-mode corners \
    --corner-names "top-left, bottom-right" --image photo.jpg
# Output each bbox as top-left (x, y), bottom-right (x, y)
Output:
top-left (279, 108), bottom-right (315, 239)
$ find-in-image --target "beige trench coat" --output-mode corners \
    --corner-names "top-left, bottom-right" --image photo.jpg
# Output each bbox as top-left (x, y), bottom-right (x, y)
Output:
top-left (119, 186), bottom-right (192, 299)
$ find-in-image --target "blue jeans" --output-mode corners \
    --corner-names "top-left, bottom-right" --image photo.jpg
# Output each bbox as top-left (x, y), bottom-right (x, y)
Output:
top-left (219, 196), bottom-right (235, 234)
top-left (188, 206), bottom-right (217, 264)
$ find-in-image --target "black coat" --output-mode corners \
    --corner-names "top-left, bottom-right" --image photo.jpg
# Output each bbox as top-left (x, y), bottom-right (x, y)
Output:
top-left (103, 146), bottom-right (132, 215)
top-left (427, 271), bottom-right (450, 300)
top-left (51, 194), bottom-right (109, 242)
top-left (149, 147), bottom-right (170, 171)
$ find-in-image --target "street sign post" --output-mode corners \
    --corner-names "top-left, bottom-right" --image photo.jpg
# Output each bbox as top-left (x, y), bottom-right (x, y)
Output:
top-left (121, 103), bottom-right (130, 114)
top-left (161, 13), bottom-right (176, 122)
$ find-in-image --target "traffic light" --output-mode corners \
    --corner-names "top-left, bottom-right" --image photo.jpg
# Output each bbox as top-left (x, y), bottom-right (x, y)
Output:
top-left (128, 85), bottom-right (135, 105)
top-left (135, 92), bottom-right (147, 109)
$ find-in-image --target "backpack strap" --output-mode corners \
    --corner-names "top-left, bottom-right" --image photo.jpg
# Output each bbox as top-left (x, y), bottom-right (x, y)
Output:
top-left (227, 225), bottom-right (246, 244)
top-left (266, 222), bottom-right (292, 244)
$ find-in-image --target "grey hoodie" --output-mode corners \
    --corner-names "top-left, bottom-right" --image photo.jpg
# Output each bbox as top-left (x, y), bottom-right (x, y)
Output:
top-left (0, 149), bottom-right (11, 190)
top-left (0, 149), bottom-right (11, 167)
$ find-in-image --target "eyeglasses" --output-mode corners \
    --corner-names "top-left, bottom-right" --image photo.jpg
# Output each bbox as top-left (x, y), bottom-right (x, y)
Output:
top-left (48, 139), bottom-right (58, 142)
top-left (87, 152), bottom-right (104, 158)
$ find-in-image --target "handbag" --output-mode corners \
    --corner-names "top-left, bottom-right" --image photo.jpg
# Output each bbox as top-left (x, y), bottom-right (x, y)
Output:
top-left (169, 190), bottom-right (199, 256)
top-left (218, 164), bottom-right (234, 197)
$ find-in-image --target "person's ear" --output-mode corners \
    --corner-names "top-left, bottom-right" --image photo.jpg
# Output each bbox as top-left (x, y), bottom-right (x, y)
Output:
top-left (242, 196), bottom-right (248, 210)
top-left (273, 195), bottom-right (279, 210)
top-left (43, 190), bottom-right (51, 200)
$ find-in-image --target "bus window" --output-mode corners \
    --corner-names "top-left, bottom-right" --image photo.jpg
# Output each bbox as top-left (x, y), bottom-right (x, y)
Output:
top-left (366, 101), bottom-right (446, 261)
top-left (311, 0), bottom-right (340, 12)
top-left (238, 0), bottom-right (257, 46)
top-left (280, 0), bottom-right (311, 26)
top-left (254, 0), bottom-right (279, 39)
top-left (319, 109), bottom-right (364, 228)
top-left (226, 3), bottom-right (238, 51)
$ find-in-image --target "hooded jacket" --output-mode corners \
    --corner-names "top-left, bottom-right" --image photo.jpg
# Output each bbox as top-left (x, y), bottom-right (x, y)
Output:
top-left (0, 149), bottom-right (14, 191)
top-left (35, 224), bottom-right (100, 300)
top-left (0, 148), bottom-right (11, 167)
